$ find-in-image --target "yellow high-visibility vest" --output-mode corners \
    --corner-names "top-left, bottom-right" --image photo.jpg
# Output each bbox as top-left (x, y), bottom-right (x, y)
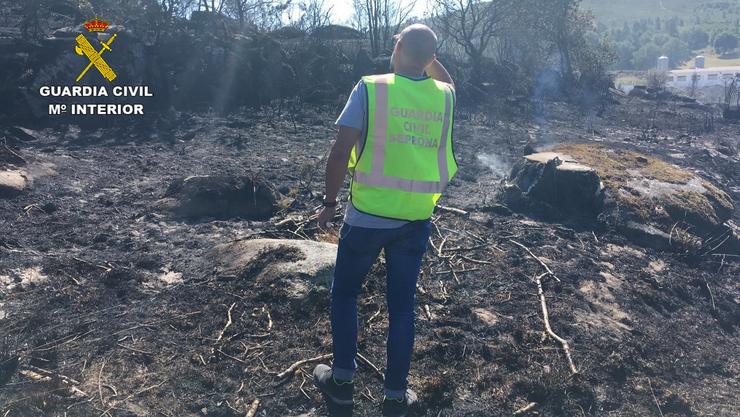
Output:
top-left (348, 73), bottom-right (457, 221)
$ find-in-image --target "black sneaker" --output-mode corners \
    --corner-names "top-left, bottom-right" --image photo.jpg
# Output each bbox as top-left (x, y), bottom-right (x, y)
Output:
top-left (382, 389), bottom-right (417, 417)
top-left (312, 364), bottom-right (354, 407)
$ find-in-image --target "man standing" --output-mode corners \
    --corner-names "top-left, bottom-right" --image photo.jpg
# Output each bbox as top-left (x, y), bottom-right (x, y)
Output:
top-left (313, 24), bottom-right (456, 417)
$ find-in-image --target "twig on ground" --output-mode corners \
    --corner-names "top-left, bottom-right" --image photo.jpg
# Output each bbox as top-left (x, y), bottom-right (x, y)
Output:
top-left (262, 305), bottom-right (273, 331)
top-left (436, 205), bottom-right (468, 215)
top-left (367, 306), bottom-right (382, 325)
top-left (702, 278), bottom-right (716, 310)
top-left (116, 344), bottom-right (154, 355)
top-left (424, 304), bottom-right (433, 320)
top-left (647, 378), bottom-right (664, 417)
top-left (513, 402), bottom-right (538, 415)
top-left (216, 349), bottom-right (248, 364)
top-left (71, 257), bottom-right (112, 272)
top-left (509, 239), bottom-right (560, 282)
top-left (215, 303), bottom-right (236, 344)
top-left (2, 140), bottom-right (27, 164)
top-left (535, 272), bottom-right (577, 374)
top-left (98, 360), bottom-right (106, 410)
top-left (276, 353), bottom-right (333, 379)
top-left (98, 380), bottom-right (167, 416)
top-left (356, 352), bottom-right (384, 381)
top-left (433, 267), bottom-right (479, 275)
top-left (437, 237), bottom-right (447, 257)
top-left (459, 255), bottom-right (493, 265)
top-left (299, 372), bottom-right (311, 400)
top-left (244, 398), bottom-right (260, 416)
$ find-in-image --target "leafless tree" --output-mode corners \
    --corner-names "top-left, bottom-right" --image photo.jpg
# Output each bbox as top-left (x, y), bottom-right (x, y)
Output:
top-left (431, 0), bottom-right (515, 84)
top-left (213, 0), bottom-right (288, 29)
top-left (353, 0), bottom-right (417, 56)
top-left (296, 0), bottom-right (333, 31)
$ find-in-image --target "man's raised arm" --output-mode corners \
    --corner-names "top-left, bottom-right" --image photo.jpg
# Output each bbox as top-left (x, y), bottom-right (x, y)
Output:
top-left (426, 58), bottom-right (454, 88)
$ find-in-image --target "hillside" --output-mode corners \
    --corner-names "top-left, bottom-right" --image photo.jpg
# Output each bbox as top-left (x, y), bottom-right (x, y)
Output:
top-left (583, 0), bottom-right (738, 25)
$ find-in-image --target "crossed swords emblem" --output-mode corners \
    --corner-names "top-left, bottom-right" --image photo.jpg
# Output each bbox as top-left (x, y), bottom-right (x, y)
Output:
top-left (74, 33), bottom-right (118, 82)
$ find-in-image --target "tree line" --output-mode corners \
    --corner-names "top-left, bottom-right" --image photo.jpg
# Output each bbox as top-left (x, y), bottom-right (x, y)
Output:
top-left (599, 14), bottom-right (740, 70)
top-left (17, 0), bottom-right (616, 111)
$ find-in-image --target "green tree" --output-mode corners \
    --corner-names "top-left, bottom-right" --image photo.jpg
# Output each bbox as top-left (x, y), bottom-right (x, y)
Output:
top-left (632, 42), bottom-right (661, 70)
top-left (663, 38), bottom-right (692, 67)
top-left (715, 32), bottom-right (739, 55)
top-left (681, 28), bottom-right (710, 50)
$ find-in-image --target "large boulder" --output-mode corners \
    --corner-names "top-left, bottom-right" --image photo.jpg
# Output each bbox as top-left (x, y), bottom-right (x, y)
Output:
top-left (504, 144), bottom-right (735, 252)
top-left (212, 239), bottom-right (338, 306)
top-left (156, 175), bottom-right (281, 220)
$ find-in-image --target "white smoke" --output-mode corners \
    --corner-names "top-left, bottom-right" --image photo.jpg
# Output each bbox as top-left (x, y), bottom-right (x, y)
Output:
top-left (476, 153), bottom-right (511, 178)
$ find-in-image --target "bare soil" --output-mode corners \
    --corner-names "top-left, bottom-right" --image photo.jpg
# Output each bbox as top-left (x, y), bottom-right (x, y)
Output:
top-left (0, 95), bottom-right (738, 417)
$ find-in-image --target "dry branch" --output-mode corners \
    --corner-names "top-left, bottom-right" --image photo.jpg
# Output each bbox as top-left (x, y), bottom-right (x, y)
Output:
top-left (215, 303), bottom-right (237, 344)
top-left (437, 205), bottom-right (468, 215)
top-left (245, 398), bottom-right (260, 417)
top-left (509, 239), bottom-right (560, 282)
top-left (647, 378), bottom-right (664, 417)
top-left (357, 352), bottom-right (384, 381)
top-left (276, 353), bottom-right (332, 379)
top-left (19, 367), bottom-right (88, 398)
top-left (262, 305), bottom-right (273, 331)
top-left (513, 402), bottom-right (538, 415)
top-left (535, 272), bottom-right (577, 374)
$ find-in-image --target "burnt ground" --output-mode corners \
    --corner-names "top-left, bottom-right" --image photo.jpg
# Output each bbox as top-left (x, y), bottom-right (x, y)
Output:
top-left (0, 94), bottom-right (738, 417)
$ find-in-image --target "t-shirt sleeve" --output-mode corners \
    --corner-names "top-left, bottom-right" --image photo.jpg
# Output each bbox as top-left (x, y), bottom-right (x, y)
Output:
top-left (335, 80), bottom-right (366, 130)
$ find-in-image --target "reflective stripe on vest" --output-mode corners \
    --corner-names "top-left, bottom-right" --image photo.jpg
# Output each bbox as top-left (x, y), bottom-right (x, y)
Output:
top-left (353, 76), bottom-right (453, 194)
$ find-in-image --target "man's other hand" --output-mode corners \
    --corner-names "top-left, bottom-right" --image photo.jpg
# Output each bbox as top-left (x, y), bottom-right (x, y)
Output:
top-left (318, 206), bottom-right (337, 231)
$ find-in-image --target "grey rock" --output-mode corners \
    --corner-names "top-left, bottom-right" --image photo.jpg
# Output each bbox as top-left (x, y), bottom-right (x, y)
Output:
top-left (0, 170), bottom-right (27, 198)
top-left (212, 239), bottom-right (338, 304)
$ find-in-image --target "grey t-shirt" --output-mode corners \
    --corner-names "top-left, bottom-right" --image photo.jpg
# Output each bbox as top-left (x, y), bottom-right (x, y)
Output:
top-left (335, 78), bottom-right (423, 229)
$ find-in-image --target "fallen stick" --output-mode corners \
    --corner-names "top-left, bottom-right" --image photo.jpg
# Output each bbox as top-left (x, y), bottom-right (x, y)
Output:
top-left (509, 240), bottom-right (560, 282)
top-left (513, 402), bottom-right (537, 415)
top-left (215, 303), bottom-right (237, 344)
top-left (2, 142), bottom-right (27, 164)
top-left (436, 205), bottom-right (468, 215)
top-left (98, 360), bottom-right (106, 410)
top-left (459, 255), bottom-right (494, 265)
top-left (647, 378), bottom-right (664, 417)
top-left (535, 272), bottom-right (577, 374)
top-left (356, 352), bottom-right (384, 380)
top-left (424, 304), bottom-right (433, 320)
top-left (20, 369), bottom-right (88, 398)
top-left (276, 353), bottom-right (333, 379)
top-left (433, 267), bottom-right (479, 275)
top-left (262, 305), bottom-right (273, 332)
top-left (245, 398), bottom-right (260, 417)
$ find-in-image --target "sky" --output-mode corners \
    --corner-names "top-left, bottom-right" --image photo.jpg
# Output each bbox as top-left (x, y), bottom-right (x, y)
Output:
top-left (325, 0), bottom-right (430, 26)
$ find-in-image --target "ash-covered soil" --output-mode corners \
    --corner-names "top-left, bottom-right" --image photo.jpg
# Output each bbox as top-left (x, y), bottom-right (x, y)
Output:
top-left (1, 96), bottom-right (738, 417)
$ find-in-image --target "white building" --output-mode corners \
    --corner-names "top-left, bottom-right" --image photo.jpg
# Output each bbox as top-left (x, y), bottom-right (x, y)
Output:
top-left (665, 66), bottom-right (740, 89)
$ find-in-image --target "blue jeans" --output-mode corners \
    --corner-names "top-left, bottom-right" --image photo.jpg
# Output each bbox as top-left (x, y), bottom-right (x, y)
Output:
top-left (330, 220), bottom-right (432, 392)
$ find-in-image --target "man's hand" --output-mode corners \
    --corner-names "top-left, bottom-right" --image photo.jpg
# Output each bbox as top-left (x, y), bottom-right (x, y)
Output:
top-left (318, 125), bottom-right (361, 231)
top-left (317, 206), bottom-right (337, 231)
top-left (425, 58), bottom-right (454, 88)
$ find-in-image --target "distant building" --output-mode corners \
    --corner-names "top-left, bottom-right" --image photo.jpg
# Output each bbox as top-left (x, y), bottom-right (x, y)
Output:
top-left (665, 67), bottom-right (740, 88)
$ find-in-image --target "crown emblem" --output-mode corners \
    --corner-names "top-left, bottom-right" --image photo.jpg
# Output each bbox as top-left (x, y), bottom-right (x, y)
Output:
top-left (83, 17), bottom-right (109, 32)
